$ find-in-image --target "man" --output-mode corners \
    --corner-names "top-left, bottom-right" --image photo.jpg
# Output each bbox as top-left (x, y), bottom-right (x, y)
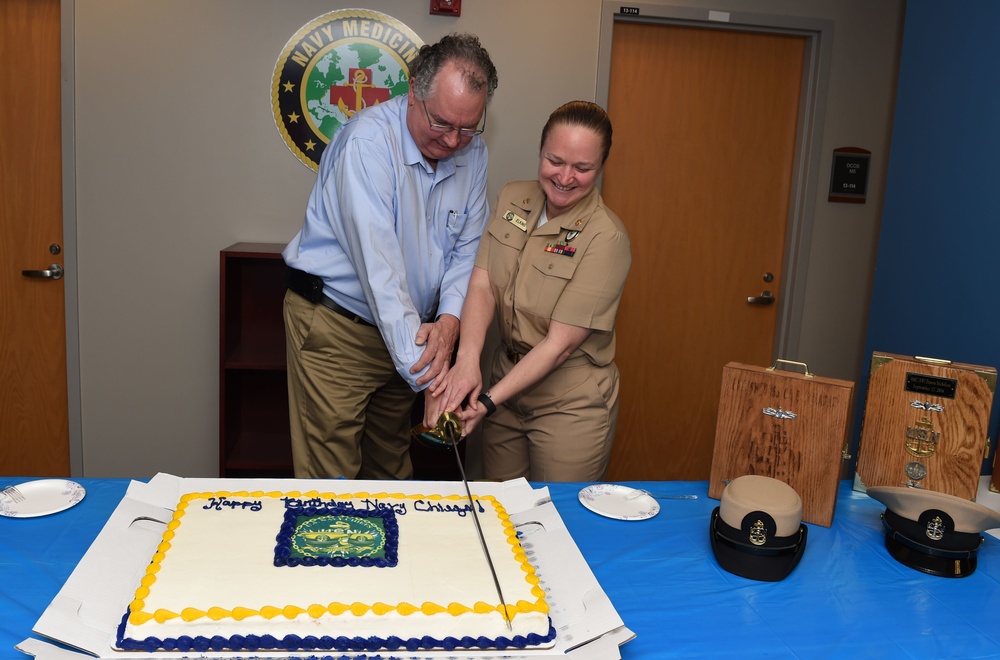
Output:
top-left (282, 33), bottom-right (498, 479)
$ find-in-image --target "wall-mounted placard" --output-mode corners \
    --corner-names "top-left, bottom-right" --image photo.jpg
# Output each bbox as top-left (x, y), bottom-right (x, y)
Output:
top-left (829, 147), bottom-right (871, 203)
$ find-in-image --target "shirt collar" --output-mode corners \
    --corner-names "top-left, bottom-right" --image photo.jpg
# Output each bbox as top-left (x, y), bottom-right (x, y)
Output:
top-left (399, 96), bottom-right (468, 178)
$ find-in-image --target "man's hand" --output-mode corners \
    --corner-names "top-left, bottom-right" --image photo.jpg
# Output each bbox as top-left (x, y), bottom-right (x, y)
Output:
top-left (421, 387), bottom-right (449, 430)
top-left (411, 313), bottom-right (460, 386)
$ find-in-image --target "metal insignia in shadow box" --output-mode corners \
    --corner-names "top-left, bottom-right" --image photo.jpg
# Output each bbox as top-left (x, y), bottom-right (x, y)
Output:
top-left (854, 352), bottom-right (996, 501)
top-left (709, 360), bottom-right (855, 527)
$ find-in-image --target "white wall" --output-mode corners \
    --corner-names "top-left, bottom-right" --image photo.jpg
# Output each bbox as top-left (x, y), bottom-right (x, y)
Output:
top-left (70, 0), bottom-right (903, 477)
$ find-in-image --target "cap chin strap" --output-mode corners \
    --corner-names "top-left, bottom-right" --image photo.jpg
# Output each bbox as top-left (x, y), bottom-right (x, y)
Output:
top-left (712, 510), bottom-right (805, 556)
top-left (881, 512), bottom-right (982, 560)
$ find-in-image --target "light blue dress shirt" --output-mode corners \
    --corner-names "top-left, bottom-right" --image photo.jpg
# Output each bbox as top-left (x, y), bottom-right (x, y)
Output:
top-left (283, 95), bottom-right (490, 390)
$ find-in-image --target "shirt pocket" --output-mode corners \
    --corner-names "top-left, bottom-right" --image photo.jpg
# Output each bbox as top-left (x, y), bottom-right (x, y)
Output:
top-left (446, 209), bottom-right (467, 229)
top-left (485, 221), bottom-right (526, 284)
top-left (517, 255), bottom-right (579, 318)
top-left (443, 209), bottom-right (468, 246)
top-left (488, 218), bottom-right (526, 249)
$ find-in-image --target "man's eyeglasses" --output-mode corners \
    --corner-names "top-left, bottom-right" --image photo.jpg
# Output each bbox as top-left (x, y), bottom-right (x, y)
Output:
top-left (421, 100), bottom-right (486, 138)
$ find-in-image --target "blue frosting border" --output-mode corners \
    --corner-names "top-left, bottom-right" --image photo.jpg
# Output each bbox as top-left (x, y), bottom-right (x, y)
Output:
top-left (273, 500), bottom-right (399, 568)
top-left (116, 611), bottom-right (557, 653)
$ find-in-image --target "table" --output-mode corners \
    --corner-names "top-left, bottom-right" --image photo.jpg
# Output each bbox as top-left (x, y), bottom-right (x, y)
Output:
top-left (3, 479), bottom-right (1000, 658)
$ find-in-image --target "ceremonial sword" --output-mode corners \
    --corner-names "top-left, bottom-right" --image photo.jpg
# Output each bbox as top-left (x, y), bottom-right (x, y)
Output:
top-left (412, 412), bottom-right (512, 631)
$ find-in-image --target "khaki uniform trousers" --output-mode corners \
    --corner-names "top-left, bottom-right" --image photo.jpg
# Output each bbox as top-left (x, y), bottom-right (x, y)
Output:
top-left (283, 290), bottom-right (416, 479)
top-left (481, 351), bottom-right (620, 482)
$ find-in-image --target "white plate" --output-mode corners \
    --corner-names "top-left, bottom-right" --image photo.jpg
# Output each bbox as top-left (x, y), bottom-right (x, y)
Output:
top-left (0, 479), bottom-right (86, 518)
top-left (578, 484), bottom-right (659, 521)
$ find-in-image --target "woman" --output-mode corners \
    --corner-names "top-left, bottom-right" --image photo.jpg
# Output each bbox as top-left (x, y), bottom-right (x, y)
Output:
top-left (426, 100), bottom-right (631, 481)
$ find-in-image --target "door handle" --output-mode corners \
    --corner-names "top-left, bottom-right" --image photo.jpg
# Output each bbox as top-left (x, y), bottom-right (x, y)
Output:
top-left (747, 290), bottom-right (774, 305)
top-left (22, 263), bottom-right (63, 280)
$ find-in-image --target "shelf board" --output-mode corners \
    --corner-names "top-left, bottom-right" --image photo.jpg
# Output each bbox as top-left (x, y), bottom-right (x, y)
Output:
top-left (223, 242), bottom-right (288, 257)
top-left (225, 431), bottom-right (293, 471)
top-left (224, 343), bottom-right (287, 370)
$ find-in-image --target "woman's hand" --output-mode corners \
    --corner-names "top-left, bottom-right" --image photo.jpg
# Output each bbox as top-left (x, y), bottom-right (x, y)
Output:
top-left (423, 357), bottom-right (482, 428)
top-left (457, 397), bottom-right (490, 436)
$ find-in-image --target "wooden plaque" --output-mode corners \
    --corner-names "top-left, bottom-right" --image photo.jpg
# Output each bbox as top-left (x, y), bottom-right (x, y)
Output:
top-left (709, 361), bottom-right (855, 527)
top-left (855, 353), bottom-right (996, 501)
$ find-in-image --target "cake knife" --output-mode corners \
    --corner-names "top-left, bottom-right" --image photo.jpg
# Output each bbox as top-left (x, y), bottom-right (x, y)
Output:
top-left (414, 412), bottom-right (513, 632)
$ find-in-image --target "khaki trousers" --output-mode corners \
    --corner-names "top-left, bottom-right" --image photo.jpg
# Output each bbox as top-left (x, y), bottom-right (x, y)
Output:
top-left (481, 351), bottom-right (620, 482)
top-left (283, 290), bottom-right (416, 479)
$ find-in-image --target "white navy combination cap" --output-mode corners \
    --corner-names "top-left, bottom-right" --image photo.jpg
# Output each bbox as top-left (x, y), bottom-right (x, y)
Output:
top-left (710, 475), bottom-right (808, 582)
top-left (867, 486), bottom-right (1000, 578)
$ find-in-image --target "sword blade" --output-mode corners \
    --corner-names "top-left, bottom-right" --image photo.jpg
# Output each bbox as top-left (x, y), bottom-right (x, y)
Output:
top-left (447, 428), bottom-right (513, 632)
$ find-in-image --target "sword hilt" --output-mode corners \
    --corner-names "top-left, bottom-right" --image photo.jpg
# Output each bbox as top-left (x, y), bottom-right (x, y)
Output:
top-left (441, 413), bottom-right (462, 444)
top-left (411, 411), bottom-right (464, 447)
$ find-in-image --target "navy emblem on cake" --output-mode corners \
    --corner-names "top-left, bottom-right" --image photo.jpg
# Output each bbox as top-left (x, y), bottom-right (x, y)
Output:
top-left (274, 499), bottom-right (399, 567)
top-left (292, 515), bottom-right (386, 559)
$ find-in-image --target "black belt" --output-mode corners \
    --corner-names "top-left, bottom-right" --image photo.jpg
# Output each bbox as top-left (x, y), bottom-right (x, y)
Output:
top-left (286, 267), bottom-right (375, 327)
top-left (505, 344), bottom-right (592, 367)
top-left (505, 346), bottom-right (524, 364)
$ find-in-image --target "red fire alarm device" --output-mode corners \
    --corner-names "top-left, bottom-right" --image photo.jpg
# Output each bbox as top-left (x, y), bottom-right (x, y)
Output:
top-left (430, 0), bottom-right (461, 16)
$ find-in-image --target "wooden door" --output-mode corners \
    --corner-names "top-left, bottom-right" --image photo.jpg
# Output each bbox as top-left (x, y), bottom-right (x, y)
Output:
top-left (603, 23), bottom-right (805, 480)
top-left (0, 0), bottom-right (71, 476)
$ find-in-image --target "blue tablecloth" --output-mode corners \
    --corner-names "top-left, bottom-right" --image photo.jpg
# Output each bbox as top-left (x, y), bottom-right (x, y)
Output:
top-left (2, 479), bottom-right (999, 658)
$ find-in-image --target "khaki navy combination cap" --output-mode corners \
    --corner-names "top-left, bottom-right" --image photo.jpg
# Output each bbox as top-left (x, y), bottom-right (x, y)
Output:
top-left (867, 486), bottom-right (1000, 578)
top-left (710, 475), bottom-right (808, 582)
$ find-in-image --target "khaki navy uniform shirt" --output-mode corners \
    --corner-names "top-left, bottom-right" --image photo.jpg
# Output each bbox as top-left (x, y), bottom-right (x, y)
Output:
top-left (475, 181), bottom-right (631, 366)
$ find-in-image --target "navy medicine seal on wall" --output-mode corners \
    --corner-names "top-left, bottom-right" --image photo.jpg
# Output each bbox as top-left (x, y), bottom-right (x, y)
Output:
top-left (709, 475), bottom-right (808, 582)
top-left (867, 486), bottom-right (1000, 578)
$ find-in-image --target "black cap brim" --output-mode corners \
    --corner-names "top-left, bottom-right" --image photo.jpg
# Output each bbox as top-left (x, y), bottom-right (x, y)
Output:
top-left (883, 533), bottom-right (976, 578)
top-left (710, 508), bottom-right (807, 582)
top-left (879, 510), bottom-right (980, 578)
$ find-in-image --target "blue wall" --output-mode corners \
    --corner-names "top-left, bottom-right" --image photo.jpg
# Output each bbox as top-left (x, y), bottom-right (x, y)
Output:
top-left (854, 0), bottom-right (1000, 472)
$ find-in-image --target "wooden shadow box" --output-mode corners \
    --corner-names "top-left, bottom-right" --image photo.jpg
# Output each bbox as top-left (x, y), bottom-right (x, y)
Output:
top-left (854, 352), bottom-right (996, 501)
top-left (709, 360), bottom-right (855, 527)
top-left (993, 438), bottom-right (1000, 493)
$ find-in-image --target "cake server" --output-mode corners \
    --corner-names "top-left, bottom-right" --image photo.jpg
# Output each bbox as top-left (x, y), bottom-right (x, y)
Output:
top-left (412, 412), bottom-right (513, 631)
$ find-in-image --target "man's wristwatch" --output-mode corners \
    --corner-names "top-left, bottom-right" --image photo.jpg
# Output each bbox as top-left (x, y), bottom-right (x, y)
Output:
top-left (477, 392), bottom-right (497, 417)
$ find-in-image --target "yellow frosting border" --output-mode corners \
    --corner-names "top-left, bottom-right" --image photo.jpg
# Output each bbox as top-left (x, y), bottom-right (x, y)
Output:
top-left (128, 490), bottom-right (549, 626)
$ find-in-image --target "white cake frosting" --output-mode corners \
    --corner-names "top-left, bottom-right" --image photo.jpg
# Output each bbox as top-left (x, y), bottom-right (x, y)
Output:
top-left (117, 489), bottom-right (553, 653)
